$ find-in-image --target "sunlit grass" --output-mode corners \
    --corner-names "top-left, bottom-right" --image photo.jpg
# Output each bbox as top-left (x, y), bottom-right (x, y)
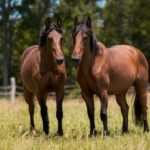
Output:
top-left (0, 94), bottom-right (150, 150)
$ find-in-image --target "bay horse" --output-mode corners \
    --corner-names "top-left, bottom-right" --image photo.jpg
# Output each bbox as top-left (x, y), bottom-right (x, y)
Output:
top-left (20, 18), bottom-right (67, 136)
top-left (71, 16), bottom-right (149, 136)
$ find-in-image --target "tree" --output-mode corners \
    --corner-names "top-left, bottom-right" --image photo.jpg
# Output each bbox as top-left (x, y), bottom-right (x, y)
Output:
top-left (0, 0), bottom-right (19, 86)
top-left (0, 0), bottom-right (51, 85)
top-left (101, 0), bottom-right (150, 54)
top-left (101, 0), bottom-right (150, 77)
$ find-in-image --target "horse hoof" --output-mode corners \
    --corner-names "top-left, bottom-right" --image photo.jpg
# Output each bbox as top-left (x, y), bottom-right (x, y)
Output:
top-left (144, 128), bottom-right (149, 132)
top-left (89, 130), bottom-right (98, 137)
top-left (57, 131), bottom-right (64, 136)
top-left (22, 130), bottom-right (30, 137)
top-left (103, 130), bottom-right (110, 136)
top-left (22, 128), bottom-right (37, 137)
top-left (122, 129), bottom-right (129, 134)
top-left (45, 132), bottom-right (49, 135)
top-left (44, 130), bottom-right (49, 135)
top-left (31, 128), bottom-right (38, 136)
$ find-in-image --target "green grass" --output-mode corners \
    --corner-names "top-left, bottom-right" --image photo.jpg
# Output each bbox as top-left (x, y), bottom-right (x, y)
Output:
top-left (0, 95), bottom-right (150, 150)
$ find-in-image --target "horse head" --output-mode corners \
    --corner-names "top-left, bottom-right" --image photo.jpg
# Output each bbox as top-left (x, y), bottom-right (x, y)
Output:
top-left (71, 16), bottom-right (98, 63)
top-left (39, 17), bottom-right (64, 65)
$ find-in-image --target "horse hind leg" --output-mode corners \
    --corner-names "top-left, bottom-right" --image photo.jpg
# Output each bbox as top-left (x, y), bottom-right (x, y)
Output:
top-left (99, 90), bottom-right (110, 135)
top-left (134, 80), bottom-right (149, 132)
top-left (115, 94), bottom-right (129, 133)
top-left (24, 88), bottom-right (35, 131)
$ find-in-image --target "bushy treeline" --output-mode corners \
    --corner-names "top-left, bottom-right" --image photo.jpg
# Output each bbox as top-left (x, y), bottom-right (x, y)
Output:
top-left (1, 0), bottom-right (150, 85)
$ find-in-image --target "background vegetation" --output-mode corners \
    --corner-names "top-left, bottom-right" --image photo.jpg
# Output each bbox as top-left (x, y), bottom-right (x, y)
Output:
top-left (1, 0), bottom-right (150, 86)
top-left (1, 1), bottom-right (150, 149)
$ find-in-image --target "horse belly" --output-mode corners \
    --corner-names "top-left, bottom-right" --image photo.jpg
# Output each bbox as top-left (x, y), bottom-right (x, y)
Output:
top-left (108, 71), bottom-right (136, 95)
top-left (108, 80), bottom-right (132, 95)
top-left (107, 48), bottom-right (138, 94)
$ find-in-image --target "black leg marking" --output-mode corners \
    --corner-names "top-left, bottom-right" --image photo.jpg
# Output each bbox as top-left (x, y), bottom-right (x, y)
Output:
top-left (100, 113), bottom-right (108, 130)
top-left (87, 107), bottom-right (97, 136)
top-left (122, 121), bottom-right (128, 133)
top-left (144, 119), bottom-right (149, 132)
top-left (40, 100), bottom-right (49, 135)
top-left (29, 103), bottom-right (35, 131)
top-left (56, 101), bottom-right (63, 136)
top-left (100, 113), bottom-right (110, 135)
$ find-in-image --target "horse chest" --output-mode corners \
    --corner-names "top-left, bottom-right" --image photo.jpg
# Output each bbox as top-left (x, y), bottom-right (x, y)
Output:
top-left (42, 73), bottom-right (63, 91)
top-left (77, 72), bottom-right (99, 93)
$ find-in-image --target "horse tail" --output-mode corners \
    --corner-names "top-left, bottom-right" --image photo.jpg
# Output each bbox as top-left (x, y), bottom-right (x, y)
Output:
top-left (133, 94), bottom-right (143, 126)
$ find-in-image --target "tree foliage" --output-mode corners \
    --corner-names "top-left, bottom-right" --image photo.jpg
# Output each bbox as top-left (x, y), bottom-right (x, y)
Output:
top-left (0, 0), bottom-right (150, 85)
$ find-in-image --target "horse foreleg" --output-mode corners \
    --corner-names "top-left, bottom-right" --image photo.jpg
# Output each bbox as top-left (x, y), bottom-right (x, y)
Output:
top-left (82, 91), bottom-right (97, 137)
top-left (99, 90), bottom-right (109, 135)
top-left (29, 101), bottom-right (35, 131)
top-left (39, 98), bottom-right (49, 135)
top-left (56, 90), bottom-right (64, 136)
top-left (115, 94), bottom-right (129, 133)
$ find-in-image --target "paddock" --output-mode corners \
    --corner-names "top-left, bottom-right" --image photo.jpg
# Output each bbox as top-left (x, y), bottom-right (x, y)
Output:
top-left (0, 94), bottom-right (150, 150)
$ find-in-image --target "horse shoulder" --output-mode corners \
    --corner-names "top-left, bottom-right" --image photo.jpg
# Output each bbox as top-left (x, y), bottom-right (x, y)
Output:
top-left (21, 45), bottom-right (39, 64)
top-left (91, 46), bottom-right (108, 78)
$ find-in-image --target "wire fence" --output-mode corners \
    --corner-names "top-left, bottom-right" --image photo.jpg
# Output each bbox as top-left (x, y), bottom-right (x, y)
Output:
top-left (1, 77), bottom-right (150, 103)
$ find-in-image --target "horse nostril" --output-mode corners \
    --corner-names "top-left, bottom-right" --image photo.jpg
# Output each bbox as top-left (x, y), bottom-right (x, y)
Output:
top-left (56, 57), bottom-right (64, 64)
top-left (71, 55), bottom-right (81, 64)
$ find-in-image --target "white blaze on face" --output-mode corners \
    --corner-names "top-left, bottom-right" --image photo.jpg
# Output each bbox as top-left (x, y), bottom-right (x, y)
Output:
top-left (72, 31), bottom-right (86, 59)
top-left (47, 30), bottom-right (63, 59)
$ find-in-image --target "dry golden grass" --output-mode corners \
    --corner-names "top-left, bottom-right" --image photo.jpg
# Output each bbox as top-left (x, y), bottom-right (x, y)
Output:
top-left (0, 94), bottom-right (150, 150)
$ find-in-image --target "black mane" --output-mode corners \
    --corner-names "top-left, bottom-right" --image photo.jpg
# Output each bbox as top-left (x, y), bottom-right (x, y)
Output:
top-left (39, 24), bottom-right (62, 47)
top-left (72, 21), bottom-right (99, 52)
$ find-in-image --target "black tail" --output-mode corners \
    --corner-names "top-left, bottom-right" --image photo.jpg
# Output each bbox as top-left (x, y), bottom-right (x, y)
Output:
top-left (133, 94), bottom-right (143, 126)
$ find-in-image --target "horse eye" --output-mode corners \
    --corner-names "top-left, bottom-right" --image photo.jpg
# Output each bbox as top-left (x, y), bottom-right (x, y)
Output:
top-left (47, 37), bottom-right (52, 42)
top-left (83, 35), bottom-right (88, 40)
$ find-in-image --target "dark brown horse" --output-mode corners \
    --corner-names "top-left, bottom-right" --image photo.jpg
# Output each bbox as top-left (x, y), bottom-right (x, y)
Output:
top-left (72, 16), bottom-right (149, 136)
top-left (20, 18), bottom-right (67, 136)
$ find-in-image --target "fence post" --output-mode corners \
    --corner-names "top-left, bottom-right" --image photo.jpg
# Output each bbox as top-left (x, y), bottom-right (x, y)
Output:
top-left (10, 77), bottom-right (16, 104)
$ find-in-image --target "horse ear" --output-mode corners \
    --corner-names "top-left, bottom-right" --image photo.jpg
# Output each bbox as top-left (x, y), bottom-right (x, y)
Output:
top-left (57, 17), bottom-right (62, 28)
top-left (74, 16), bottom-right (79, 26)
top-left (45, 17), bottom-right (51, 30)
top-left (86, 16), bottom-right (91, 28)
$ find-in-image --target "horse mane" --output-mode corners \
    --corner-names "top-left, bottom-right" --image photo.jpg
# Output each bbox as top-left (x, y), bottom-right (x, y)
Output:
top-left (39, 24), bottom-right (62, 47)
top-left (72, 21), bottom-right (99, 52)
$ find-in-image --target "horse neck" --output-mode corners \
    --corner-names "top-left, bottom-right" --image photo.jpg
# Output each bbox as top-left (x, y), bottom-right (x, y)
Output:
top-left (40, 47), bottom-right (56, 72)
top-left (79, 45), bottom-right (94, 70)
top-left (79, 42), bottom-right (106, 71)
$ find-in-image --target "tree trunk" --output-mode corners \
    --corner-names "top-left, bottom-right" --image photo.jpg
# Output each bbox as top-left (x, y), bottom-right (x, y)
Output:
top-left (2, 0), bottom-right (11, 86)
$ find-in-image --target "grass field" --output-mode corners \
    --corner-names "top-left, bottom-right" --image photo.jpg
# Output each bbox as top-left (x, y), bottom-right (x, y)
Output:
top-left (0, 94), bottom-right (150, 150)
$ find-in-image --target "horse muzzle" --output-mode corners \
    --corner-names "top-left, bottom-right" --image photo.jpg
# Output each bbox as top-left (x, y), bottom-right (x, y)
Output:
top-left (56, 56), bottom-right (64, 64)
top-left (71, 55), bottom-right (81, 64)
